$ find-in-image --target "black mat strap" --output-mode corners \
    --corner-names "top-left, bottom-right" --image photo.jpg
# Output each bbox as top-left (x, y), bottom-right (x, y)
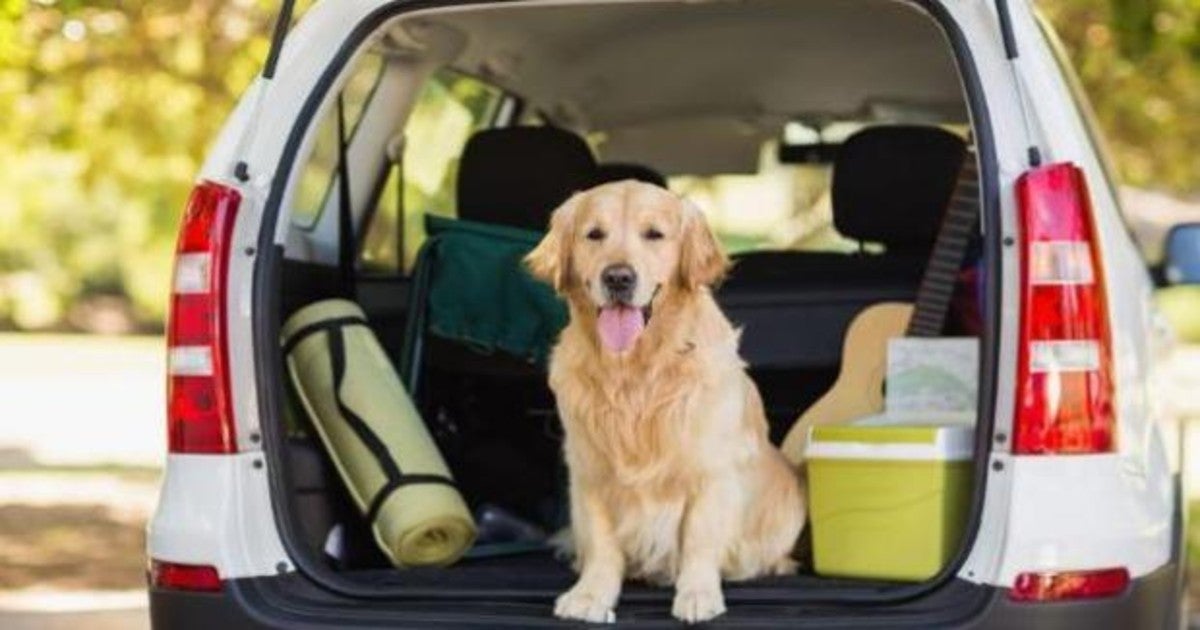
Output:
top-left (366, 474), bottom-right (458, 524)
top-left (281, 315), bottom-right (368, 357)
top-left (322, 324), bottom-right (457, 522)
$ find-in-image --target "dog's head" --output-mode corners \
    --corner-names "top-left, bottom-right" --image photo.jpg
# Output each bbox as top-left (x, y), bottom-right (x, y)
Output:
top-left (526, 180), bottom-right (728, 354)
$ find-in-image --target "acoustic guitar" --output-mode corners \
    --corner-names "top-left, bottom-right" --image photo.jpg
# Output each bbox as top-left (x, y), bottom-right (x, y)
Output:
top-left (780, 153), bottom-right (980, 466)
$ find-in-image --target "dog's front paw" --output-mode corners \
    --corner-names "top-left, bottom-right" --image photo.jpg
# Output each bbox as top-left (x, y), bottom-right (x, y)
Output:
top-left (555, 586), bottom-right (617, 624)
top-left (672, 586), bottom-right (726, 624)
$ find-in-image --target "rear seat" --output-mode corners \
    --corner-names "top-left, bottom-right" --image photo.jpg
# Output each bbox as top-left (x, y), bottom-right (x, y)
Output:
top-left (437, 124), bottom-right (969, 374)
top-left (718, 126), bottom-right (968, 370)
top-left (594, 162), bottom-right (668, 188)
top-left (455, 126), bottom-right (597, 230)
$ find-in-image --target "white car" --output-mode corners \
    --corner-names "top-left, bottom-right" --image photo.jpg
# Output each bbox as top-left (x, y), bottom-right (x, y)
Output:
top-left (147, 0), bottom-right (1198, 627)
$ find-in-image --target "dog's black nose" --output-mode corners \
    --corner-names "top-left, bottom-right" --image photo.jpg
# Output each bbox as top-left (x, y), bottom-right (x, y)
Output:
top-left (601, 264), bottom-right (637, 301)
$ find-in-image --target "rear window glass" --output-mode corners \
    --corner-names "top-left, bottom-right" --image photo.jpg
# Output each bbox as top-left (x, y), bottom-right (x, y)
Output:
top-left (670, 146), bottom-right (856, 255)
top-left (291, 52), bottom-right (386, 230)
top-left (358, 70), bottom-right (507, 274)
top-left (667, 123), bottom-right (968, 255)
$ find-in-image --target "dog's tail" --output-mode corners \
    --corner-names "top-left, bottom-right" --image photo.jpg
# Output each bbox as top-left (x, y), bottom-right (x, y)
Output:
top-left (549, 527), bottom-right (577, 564)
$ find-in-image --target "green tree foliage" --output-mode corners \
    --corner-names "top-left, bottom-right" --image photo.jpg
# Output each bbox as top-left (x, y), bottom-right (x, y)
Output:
top-left (1039, 0), bottom-right (1200, 193)
top-left (0, 0), bottom-right (282, 329)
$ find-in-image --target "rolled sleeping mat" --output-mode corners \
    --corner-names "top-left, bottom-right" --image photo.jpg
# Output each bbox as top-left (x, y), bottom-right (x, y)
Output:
top-left (282, 299), bottom-right (476, 567)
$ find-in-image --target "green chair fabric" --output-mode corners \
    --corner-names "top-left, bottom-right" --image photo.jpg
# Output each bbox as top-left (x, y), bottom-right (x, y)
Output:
top-left (400, 216), bottom-right (567, 387)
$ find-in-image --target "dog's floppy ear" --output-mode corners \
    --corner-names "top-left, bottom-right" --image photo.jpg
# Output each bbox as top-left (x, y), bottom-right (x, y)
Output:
top-left (525, 193), bottom-right (581, 292)
top-left (679, 199), bottom-right (729, 290)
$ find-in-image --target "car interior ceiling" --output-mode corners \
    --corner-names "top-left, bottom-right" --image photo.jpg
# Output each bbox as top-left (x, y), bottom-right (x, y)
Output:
top-left (276, 0), bottom-right (981, 587)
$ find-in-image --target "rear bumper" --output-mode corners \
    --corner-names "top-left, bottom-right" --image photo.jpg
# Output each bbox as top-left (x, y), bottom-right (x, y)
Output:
top-left (149, 561), bottom-right (1184, 629)
top-left (968, 560), bottom-right (1184, 630)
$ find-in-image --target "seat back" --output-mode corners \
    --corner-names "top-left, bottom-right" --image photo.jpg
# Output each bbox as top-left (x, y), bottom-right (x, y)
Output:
top-left (593, 162), bottom-right (668, 188)
top-left (832, 125), bottom-right (966, 256)
top-left (456, 126), bottom-right (597, 231)
top-left (719, 125), bottom-right (968, 366)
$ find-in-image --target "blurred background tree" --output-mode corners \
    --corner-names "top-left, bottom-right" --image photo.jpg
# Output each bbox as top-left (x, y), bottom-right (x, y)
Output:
top-left (1038, 0), bottom-right (1200, 193)
top-left (0, 0), bottom-right (284, 331)
top-left (0, 0), bottom-right (1197, 332)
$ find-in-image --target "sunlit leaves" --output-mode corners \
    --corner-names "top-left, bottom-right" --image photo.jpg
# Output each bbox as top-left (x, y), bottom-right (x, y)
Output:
top-left (1, 0), bottom-right (279, 329)
top-left (1039, 0), bottom-right (1200, 193)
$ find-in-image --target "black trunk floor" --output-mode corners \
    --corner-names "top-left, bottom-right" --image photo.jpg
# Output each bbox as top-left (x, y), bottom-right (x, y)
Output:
top-left (338, 550), bottom-right (901, 601)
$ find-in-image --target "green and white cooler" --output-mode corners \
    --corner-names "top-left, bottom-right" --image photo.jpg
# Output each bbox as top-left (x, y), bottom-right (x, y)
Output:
top-left (806, 424), bottom-right (973, 582)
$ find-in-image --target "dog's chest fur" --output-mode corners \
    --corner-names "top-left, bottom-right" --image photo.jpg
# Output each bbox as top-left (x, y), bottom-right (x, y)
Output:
top-left (556, 343), bottom-right (708, 473)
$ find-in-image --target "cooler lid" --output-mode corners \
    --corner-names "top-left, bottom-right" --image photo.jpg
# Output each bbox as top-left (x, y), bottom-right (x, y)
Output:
top-left (805, 425), bottom-right (974, 462)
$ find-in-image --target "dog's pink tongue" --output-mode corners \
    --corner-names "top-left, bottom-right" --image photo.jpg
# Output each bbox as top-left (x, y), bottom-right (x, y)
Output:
top-left (597, 306), bottom-right (645, 353)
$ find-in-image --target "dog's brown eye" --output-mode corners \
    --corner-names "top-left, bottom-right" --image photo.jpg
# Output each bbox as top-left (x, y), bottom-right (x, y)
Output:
top-left (586, 228), bottom-right (606, 241)
top-left (644, 228), bottom-right (664, 241)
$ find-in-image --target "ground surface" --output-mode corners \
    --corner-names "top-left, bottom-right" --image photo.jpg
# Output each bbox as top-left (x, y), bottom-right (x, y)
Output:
top-left (0, 334), bottom-right (163, 468)
top-left (0, 468), bottom-right (156, 628)
top-left (0, 470), bottom-right (158, 590)
top-left (0, 334), bottom-right (161, 626)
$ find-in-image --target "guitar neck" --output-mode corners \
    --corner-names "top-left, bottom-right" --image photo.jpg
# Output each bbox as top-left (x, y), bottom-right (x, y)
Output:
top-left (905, 154), bottom-right (979, 338)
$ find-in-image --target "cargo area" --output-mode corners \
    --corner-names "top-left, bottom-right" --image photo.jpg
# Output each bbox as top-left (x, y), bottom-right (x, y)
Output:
top-left (261, 0), bottom-right (998, 611)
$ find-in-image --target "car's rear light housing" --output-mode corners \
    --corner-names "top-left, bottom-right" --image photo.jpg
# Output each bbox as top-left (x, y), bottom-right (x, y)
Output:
top-left (1013, 163), bottom-right (1115, 455)
top-left (166, 181), bottom-right (241, 454)
top-left (1010, 567), bottom-right (1129, 602)
top-left (149, 560), bottom-right (223, 592)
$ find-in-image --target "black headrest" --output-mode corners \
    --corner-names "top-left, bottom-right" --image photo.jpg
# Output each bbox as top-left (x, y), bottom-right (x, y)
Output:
top-left (457, 127), bottom-right (597, 231)
top-left (832, 126), bottom-right (967, 252)
top-left (593, 163), bottom-right (668, 188)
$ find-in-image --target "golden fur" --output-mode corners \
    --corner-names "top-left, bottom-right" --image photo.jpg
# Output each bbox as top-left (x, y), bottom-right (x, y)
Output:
top-left (526, 181), bottom-right (805, 624)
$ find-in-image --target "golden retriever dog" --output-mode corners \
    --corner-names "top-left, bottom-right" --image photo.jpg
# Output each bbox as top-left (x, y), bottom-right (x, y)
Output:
top-left (526, 180), bottom-right (805, 624)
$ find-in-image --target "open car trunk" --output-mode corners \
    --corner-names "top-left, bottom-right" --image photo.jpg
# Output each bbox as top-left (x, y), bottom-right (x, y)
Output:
top-left (256, 0), bottom-right (1002, 622)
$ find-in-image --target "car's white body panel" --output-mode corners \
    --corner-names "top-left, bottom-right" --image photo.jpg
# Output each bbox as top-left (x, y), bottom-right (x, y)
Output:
top-left (954, 0), bottom-right (1177, 587)
top-left (995, 455), bottom-right (1172, 583)
top-left (150, 0), bottom-right (1181, 592)
top-left (149, 454), bottom-right (290, 578)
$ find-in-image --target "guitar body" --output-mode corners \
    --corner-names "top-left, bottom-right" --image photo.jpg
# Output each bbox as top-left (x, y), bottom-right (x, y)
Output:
top-left (780, 302), bottom-right (914, 466)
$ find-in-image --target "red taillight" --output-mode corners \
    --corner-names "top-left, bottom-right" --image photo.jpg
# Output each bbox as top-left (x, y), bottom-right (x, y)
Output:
top-left (149, 560), bottom-right (223, 592)
top-left (1010, 567), bottom-right (1129, 602)
top-left (166, 181), bottom-right (240, 454)
top-left (1013, 163), bottom-right (1115, 455)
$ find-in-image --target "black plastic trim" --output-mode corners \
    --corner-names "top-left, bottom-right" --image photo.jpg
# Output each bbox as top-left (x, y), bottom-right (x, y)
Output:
top-left (263, 0), bottom-right (297, 80)
top-left (149, 562), bottom-right (1183, 629)
top-left (152, 576), bottom-right (991, 628)
top-left (252, 0), bottom-right (1002, 610)
top-left (151, 487), bottom-right (1185, 629)
top-left (993, 0), bottom-right (1019, 60)
top-left (151, 484), bottom-right (1186, 627)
